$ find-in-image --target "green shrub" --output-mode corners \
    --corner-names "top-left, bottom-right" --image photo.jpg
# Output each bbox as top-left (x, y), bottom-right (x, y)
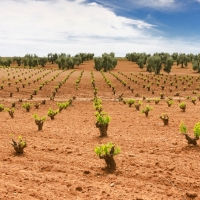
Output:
top-left (194, 122), bottom-right (200, 138)
top-left (33, 113), bottom-right (46, 131)
top-left (179, 102), bottom-right (186, 112)
top-left (141, 105), bottom-right (153, 117)
top-left (95, 111), bottom-right (111, 125)
top-left (180, 122), bottom-right (187, 134)
top-left (0, 104), bottom-right (4, 112)
top-left (11, 135), bottom-right (26, 154)
top-left (126, 99), bottom-right (135, 107)
top-left (57, 102), bottom-right (69, 112)
top-left (22, 102), bottom-right (31, 112)
top-left (166, 99), bottom-right (174, 107)
top-left (191, 97), bottom-right (197, 105)
top-left (47, 108), bottom-right (59, 120)
top-left (94, 142), bottom-right (120, 157)
top-left (135, 100), bottom-right (142, 111)
top-left (94, 142), bottom-right (120, 171)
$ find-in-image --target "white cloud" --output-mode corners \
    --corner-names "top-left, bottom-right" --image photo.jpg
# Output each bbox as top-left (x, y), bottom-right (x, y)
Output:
top-left (96, 0), bottom-right (179, 11)
top-left (0, 0), bottom-right (199, 57)
top-left (128, 0), bottom-right (179, 10)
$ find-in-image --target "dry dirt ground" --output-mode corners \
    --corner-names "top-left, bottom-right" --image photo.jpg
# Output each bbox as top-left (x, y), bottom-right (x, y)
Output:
top-left (0, 60), bottom-right (200, 200)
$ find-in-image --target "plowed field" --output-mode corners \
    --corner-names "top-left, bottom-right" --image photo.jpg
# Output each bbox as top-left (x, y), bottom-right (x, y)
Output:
top-left (0, 60), bottom-right (200, 200)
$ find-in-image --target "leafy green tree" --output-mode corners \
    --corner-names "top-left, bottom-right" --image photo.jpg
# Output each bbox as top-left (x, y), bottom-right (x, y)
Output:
top-left (94, 52), bottom-right (117, 72)
top-left (56, 54), bottom-right (66, 69)
top-left (192, 54), bottom-right (200, 72)
top-left (48, 53), bottom-right (58, 64)
top-left (187, 53), bottom-right (195, 62)
top-left (1, 58), bottom-right (12, 67)
top-left (147, 55), bottom-right (162, 74)
top-left (87, 53), bottom-right (95, 60)
top-left (29, 58), bottom-right (38, 67)
top-left (126, 52), bottom-right (150, 70)
top-left (79, 53), bottom-right (94, 62)
top-left (171, 52), bottom-right (178, 61)
top-left (74, 55), bottom-right (82, 66)
top-left (163, 56), bottom-right (173, 73)
top-left (136, 53), bottom-right (149, 69)
top-left (94, 57), bottom-right (103, 71)
top-left (156, 52), bottom-right (170, 65)
top-left (126, 52), bottom-right (139, 62)
top-left (147, 53), bottom-right (173, 74)
top-left (23, 54), bottom-right (39, 67)
top-left (22, 57), bottom-right (28, 66)
top-left (177, 53), bottom-right (188, 68)
top-left (39, 57), bottom-right (48, 67)
top-left (56, 54), bottom-right (74, 69)
top-left (13, 57), bottom-right (22, 66)
top-left (65, 56), bottom-right (74, 69)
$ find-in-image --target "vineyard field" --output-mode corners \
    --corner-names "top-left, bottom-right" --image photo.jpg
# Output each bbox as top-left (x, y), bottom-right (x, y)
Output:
top-left (0, 60), bottom-right (200, 200)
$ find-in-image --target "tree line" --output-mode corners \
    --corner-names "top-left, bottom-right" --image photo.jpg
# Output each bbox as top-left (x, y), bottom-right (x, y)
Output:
top-left (126, 52), bottom-right (200, 74)
top-left (0, 53), bottom-right (94, 69)
top-left (1, 52), bottom-right (200, 74)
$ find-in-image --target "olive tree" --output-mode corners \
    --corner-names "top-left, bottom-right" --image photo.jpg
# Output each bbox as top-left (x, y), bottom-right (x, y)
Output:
top-left (56, 54), bottom-right (74, 69)
top-left (74, 55), bottom-right (82, 66)
top-left (187, 53), bottom-right (195, 62)
top-left (147, 55), bottom-right (162, 74)
top-left (13, 57), bottom-right (22, 66)
top-left (171, 52), bottom-right (178, 61)
top-left (48, 53), bottom-right (58, 64)
top-left (192, 54), bottom-right (200, 73)
top-left (177, 53), bottom-right (188, 68)
top-left (94, 52), bottom-right (117, 72)
top-left (126, 52), bottom-right (139, 62)
top-left (147, 54), bottom-right (173, 74)
top-left (163, 56), bottom-right (173, 73)
top-left (1, 58), bottom-right (12, 67)
top-left (94, 57), bottom-right (103, 71)
top-left (23, 54), bottom-right (39, 67)
top-left (126, 52), bottom-right (150, 70)
top-left (22, 57), bottom-right (28, 66)
top-left (39, 57), bottom-right (48, 67)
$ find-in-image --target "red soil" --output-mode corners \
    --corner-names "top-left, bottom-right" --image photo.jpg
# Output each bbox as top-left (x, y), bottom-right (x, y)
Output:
top-left (0, 60), bottom-right (200, 200)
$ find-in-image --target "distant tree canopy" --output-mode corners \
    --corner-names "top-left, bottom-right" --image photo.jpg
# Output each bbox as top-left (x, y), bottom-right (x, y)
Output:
top-left (13, 57), bottom-right (22, 66)
top-left (146, 53), bottom-right (174, 74)
top-left (146, 55), bottom-right (162, 74)
top-left (0, 57), bottom-right (12, 67)
top-left (126, 53), bottom-right (150, 70)
top-left (56, 53), bottom-right (74, 69)
top-left (126, 52), bottom-right (173, 74)
top-left (39, 57), bottom-right (48, 67)
top-left (192, 54), bottom-right (200, 73)
top-left (94, 52), bottom-right (117, 72)
top-left (48, 53), bottom-right (58, 64)
top-left (176, 53), bottom-right (189, 68)
top-left (171, 52), bottom-right (178, 61)
top-left (56, 53), bottom-right (94, 69)
top-left (21, 54), bottom-right (48, 68)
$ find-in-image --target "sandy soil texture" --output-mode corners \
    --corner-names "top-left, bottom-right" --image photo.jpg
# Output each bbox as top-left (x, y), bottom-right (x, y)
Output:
top-left (0, 60), bottom-right (200, 200)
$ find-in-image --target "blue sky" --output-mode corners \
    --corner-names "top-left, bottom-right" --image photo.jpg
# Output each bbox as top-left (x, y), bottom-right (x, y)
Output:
top-left (0, 0), bottom-right (200, 57)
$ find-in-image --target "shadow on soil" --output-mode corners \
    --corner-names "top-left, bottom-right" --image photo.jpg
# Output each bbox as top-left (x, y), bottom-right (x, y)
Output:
top-left (182, 145), bottom-right (200, 153)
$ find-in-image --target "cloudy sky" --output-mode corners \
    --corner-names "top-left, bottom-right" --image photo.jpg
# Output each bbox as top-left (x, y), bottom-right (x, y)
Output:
top-left (0, 0), bottom-right (200, 57)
